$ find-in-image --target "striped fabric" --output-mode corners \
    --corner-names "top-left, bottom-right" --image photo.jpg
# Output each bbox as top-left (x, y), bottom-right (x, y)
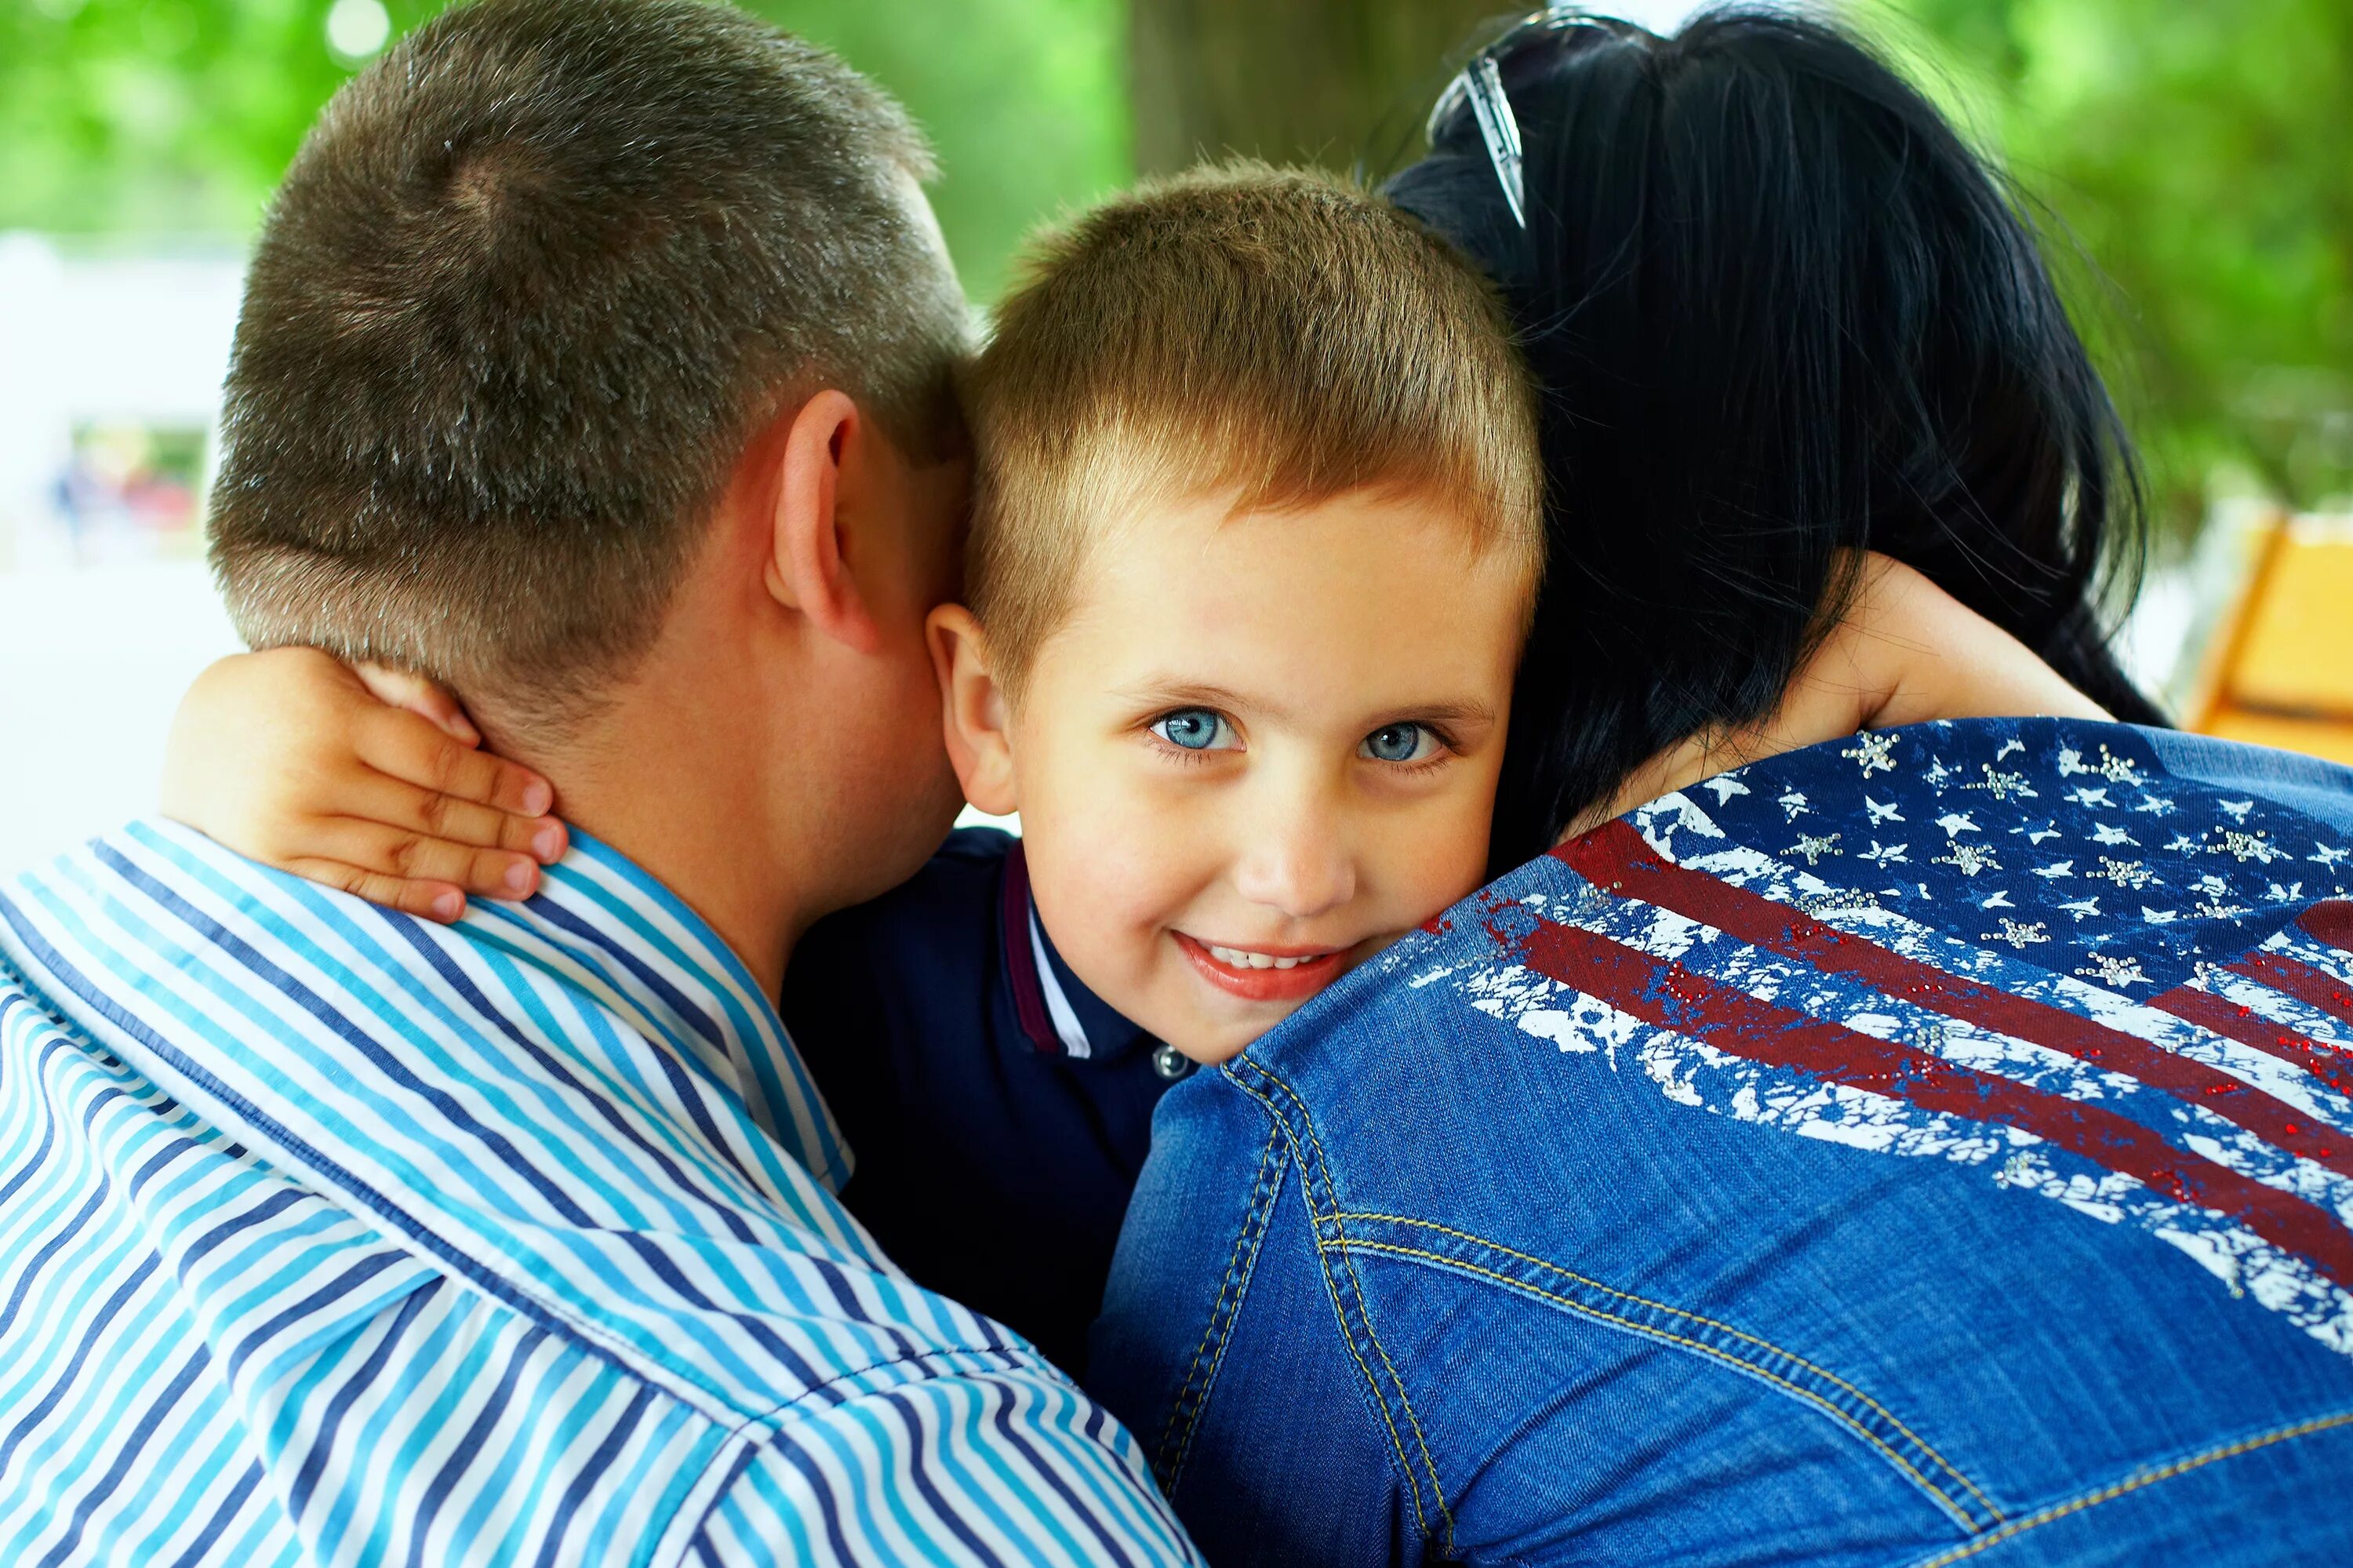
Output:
top-left (0, 820), bottom-right (1195, 1566)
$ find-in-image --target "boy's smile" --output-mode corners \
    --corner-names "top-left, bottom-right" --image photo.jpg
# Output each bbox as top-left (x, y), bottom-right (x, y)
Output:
top-left (1176, 934), bottom-right (1348, 1002)
top-left (935, 483), bottom-right (1530, 1064)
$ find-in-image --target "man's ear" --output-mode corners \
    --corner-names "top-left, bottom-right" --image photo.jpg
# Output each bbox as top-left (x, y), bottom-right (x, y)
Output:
top-left (927, 604), bottom-right (1019, 816)
top-left (767, 388), bottom-right (882, 655)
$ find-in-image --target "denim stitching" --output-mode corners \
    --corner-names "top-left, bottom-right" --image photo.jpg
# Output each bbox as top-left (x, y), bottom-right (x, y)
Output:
top-left (1233, 1060), bottom-right (1460, 1555)
top-left (1224, 1071), bottom-right (1437, 1547)
top-left (1329, 1237), bottom-right (1984, 1532)
top-left (1167, 1121), bottom-right (1288, 1492)
top-left (1329, 1210), bottom-right (2001, 1524)
top-left (1906, 1406), bottom-right (2353, 1567)
top-left (1153, 1115), bottom-right (1286, 1492)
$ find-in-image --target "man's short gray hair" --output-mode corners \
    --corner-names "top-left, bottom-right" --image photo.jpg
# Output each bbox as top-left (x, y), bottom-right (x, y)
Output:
top-left (210, 0), bottom-right (971, 735)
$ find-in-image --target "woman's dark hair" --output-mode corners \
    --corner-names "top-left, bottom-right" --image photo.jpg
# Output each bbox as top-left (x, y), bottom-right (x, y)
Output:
top-left (1387, 8), bottom-right (2164, 868)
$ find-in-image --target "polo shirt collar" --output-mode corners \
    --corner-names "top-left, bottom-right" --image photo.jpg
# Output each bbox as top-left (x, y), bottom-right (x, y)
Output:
top-left (998, 839), bottom-right (1154, 1063)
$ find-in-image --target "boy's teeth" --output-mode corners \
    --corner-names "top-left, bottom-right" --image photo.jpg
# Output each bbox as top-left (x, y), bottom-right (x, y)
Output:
top-left (1209, 944), bottom-right (1307, 970)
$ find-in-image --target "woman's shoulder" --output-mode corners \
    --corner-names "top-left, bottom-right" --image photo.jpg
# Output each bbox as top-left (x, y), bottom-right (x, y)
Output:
top-left (1237, 716), bottom-right (2353, 1101)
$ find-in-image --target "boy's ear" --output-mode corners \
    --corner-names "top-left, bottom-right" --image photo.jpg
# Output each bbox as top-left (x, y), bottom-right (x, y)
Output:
top-left (766, 388), bottom-right (883, 655)
top-left (927, 603), bottom-right (1019, 817)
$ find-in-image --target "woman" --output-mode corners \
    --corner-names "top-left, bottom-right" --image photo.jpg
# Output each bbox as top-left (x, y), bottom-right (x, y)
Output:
top-left (1394, 9), bottom-right (2162, 868)
top-left (1089, 12), bottom-right (2353, 1564)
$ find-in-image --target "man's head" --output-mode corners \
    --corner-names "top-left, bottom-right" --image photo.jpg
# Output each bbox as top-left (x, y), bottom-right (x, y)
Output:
top-left (209, 0), bottom-right (976, 948)
top-left (211, 0), bottom-right (969, 738)
top-left (933, 165), bottom-right (1543, 1062)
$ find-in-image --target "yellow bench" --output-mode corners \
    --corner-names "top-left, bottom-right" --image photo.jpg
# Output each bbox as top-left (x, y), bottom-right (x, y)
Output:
top-left (2190, 516), bottom-right (2353, 766)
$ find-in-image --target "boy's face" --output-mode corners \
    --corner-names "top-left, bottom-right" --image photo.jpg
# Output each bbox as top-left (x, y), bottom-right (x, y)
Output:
top-left (938, 487), bottom-right (1526, 1064)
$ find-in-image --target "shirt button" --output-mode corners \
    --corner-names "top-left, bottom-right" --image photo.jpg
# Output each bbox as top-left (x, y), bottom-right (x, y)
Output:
top-left (1151, 1044), bottom-right (1194, 1081)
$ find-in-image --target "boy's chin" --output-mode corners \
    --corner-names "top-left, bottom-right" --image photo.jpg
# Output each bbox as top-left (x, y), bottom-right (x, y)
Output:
top-left (1161, 994), bottom-right (1314, 1068)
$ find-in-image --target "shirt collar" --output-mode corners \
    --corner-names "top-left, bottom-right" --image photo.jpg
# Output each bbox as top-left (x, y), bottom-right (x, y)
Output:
top-left (998, 839), bottom-right (1155, 1063)
top-left (459, 826), bottom-right (853, 1189)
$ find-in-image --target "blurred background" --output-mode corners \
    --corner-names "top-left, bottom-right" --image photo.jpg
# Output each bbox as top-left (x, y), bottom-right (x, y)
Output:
top-left (1, 0), bottom-right (2348, 873)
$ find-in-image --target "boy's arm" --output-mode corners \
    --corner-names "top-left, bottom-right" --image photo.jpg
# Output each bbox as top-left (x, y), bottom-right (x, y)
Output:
top-left (160, 649), bottom-right (566, 921)
top-left (1583, 553), bottom-right (2110, 833)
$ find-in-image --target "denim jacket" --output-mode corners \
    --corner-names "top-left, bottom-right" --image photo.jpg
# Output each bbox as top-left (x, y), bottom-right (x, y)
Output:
top-left (1092, 721), bottom-right (2353, 1566)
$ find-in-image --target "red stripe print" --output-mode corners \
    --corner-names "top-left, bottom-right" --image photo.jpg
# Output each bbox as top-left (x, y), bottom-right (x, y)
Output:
top-left (1558, 821), bottom-right (2353, 1181)
top-left (2145, 985), bottom-right (2353, 1103)
top-left (2237, 949), bottom-right (2353, 1035)
top-left (2301, 900), bottom-right (2353, 955)
top-left (1509, 913), bottom-right (2353, 1291)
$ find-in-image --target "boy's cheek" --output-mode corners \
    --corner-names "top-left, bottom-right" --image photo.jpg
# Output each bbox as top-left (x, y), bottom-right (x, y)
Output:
top-left (1027, 792), bottom-right (1217, 1010)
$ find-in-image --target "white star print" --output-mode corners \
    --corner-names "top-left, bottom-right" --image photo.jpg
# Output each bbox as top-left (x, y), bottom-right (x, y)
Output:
top-left (1787, 832), bottom-right (1842, 866)
top-left (1985, 919), bottom-right (2049, 949)
top-left (2096, 747), bottom-right (2147, 787)
top-left (2076, 953), bottom-right (2149, 988)
top-left (1937, 843), bottom-right (1999, 877)
top-left (1840, 730), bottom-right (1900, 775)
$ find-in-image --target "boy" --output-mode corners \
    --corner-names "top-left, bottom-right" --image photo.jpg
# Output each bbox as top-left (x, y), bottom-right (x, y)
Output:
top-left (162, 164), bottom-right (2099, 1370)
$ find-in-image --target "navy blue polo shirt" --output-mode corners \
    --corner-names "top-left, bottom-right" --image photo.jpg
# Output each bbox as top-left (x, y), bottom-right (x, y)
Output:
top-left (779, 828), bottom-right (1193, 1374)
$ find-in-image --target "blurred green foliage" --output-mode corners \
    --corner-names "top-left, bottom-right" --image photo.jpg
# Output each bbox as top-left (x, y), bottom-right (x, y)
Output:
top-left (1887, 0), bottom-right (2353, 526)
top-left (0, 0), bottom-right (1130, 302)
top-left (3, 0), bottom-right (2348, 526)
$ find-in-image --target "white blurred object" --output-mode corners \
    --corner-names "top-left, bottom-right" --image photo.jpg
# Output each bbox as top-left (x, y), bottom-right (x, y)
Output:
top-left (0, 564), bottom-right (241, 875)
top-left (0, 235), bottom-right (249, 875)
top-left (326, 0), bottom-right (393, 62)
top-left (1601, 0), bottom-right (1721, 33)
top-left (0, 234), bottom-right (245, 569)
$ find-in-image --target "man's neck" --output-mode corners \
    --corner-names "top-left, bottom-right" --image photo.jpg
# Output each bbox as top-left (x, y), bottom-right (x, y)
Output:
top-left (488, 680), bottom-right (811, 1004)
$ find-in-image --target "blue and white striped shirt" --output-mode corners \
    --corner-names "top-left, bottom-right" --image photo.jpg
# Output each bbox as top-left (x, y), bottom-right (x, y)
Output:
top-left (0, 819), bottom-right (1196, 1566)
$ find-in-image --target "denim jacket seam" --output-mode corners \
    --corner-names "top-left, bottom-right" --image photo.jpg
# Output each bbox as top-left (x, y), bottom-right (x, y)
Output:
top-left (1154, 1112), bottom-right (1288, 1493)
top-left (1328, 1233), bottom-right (1988, 1532)
top-left (1228, 1059), bottom-right (1460, 1555)
top-left (1903, 1404), bottom-right (2353, 1567)
top-left (1326, 1210), bottom-right (2002, 1526)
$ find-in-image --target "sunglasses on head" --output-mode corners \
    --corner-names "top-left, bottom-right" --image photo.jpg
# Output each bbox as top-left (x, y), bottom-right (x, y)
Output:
top-left (1425, 6), bottom-right (1638, 228)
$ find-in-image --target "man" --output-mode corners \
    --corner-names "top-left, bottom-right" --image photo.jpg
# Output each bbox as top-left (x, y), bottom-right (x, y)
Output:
top-left (0, 1), bottom-right (1193, 1561)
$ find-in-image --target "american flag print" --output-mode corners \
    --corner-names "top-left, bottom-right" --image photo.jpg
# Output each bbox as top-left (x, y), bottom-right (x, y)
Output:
top-left (1447, 721), bottom-right (2353, 1355)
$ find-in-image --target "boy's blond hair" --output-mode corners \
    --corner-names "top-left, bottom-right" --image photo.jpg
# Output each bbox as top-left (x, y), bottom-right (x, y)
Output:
top-left (965, 162), bottom-right (1544, 690)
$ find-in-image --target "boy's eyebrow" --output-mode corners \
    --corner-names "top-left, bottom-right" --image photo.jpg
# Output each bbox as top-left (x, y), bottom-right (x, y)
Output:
top-left (1118, 680), bottom-right (1498, 729)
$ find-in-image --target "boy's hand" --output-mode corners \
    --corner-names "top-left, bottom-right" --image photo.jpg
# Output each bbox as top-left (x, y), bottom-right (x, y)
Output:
top-left (160, 649), bottom-right (567, 922)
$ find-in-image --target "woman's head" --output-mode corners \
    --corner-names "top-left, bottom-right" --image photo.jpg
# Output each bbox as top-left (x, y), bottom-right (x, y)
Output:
top-left (1389, 7), bottom-right (2160, 866)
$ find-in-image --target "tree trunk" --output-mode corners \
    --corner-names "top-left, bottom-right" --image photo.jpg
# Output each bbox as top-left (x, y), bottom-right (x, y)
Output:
top-left (1128, 0), bottom-right (1507, 179)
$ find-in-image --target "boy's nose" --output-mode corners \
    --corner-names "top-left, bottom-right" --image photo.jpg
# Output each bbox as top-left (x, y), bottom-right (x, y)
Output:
top-left (1232, 813), bottom-right (1357, 922)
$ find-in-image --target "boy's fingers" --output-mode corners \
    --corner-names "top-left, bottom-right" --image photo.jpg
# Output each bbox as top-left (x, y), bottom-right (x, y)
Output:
top-left (286, 859), bottom-right (468, 923)
top-left (344, 773), bottom-right (526, 852)
top-left (315, 817), bottom-right (547, 899)
top-left (353, 708), bottom-right (555, 818)
top-left (351, 661), bottom-right (481, 745)
top-left (344, 769), bottom-right (563, 863)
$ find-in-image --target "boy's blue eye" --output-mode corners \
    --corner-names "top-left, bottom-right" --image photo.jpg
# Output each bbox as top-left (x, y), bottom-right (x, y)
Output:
top-left (1152, 709), bottom-right (1238, 752)
top-left (1361, 723), bottom-right (1438, 765)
